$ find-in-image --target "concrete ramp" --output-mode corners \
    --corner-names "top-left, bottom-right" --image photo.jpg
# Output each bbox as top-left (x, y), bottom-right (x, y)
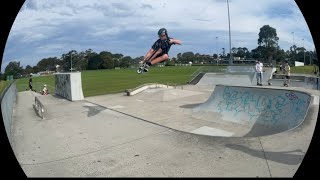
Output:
top-left (143, 88), bottom-right (204, 102)
top-left (192, 85), bottom-right (312, 137)
top-left (196, 66), bottom-right (274, 86)
top-left (226, 66), bottom-right (256, 73)
top-left (197, 73), bottom-right (253, 86)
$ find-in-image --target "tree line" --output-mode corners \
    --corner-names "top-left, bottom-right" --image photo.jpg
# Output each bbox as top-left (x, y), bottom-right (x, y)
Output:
top-left (1, 25), bottom-right (318, 80)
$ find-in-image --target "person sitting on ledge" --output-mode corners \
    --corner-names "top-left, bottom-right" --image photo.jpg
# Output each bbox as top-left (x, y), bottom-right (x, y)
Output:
top-left (41, 84), bottom-right (49, 95)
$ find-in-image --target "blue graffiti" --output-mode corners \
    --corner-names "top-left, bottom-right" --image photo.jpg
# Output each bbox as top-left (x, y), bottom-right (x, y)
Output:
top-left (286, 92), bottom-right (298, 100)
top-left (216, 87), bottom-right (310, 126)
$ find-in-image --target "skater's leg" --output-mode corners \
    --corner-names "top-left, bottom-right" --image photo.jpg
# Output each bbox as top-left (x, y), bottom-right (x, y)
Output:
top-left (141, 48), bottom-right (162, 64)
top-left (141, 54), bottom-right (168, 72)
top-left (149, 49), bottom-right (163, 62)
top-left (149, 54), bottom-right (169, 65)
top-left (258, 73), bottom-right (261, 85)
top-left (257, 73), bottom-right (262, 85)
top-left (287, 76), bottom-right (290, 86)
top-left (284, 76), bottom-right (287, 86)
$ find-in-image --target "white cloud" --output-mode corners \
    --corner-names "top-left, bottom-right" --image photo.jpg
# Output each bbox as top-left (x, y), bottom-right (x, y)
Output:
top-left (2, 0), bottom-right (315, 72)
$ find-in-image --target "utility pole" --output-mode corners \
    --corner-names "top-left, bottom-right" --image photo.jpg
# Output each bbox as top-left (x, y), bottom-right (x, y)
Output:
top-left (302, 38), bottom-right (305, 65)
top-left (227, 0), bottom-right (232, 65)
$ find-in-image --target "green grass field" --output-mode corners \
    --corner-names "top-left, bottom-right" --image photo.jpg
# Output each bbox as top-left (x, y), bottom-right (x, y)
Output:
top-left (81, 66), bottom-right (201, 97)
top-left (274, 65), bottom-right (318, 75)
top-left (15, 66), bottom-right (202, 97)
top-left (0, 80), bottom-right (9, 96)
top-left (290, 65), bottom-right (318, 74)
top-left (13, 65), bottom-right (319, 97)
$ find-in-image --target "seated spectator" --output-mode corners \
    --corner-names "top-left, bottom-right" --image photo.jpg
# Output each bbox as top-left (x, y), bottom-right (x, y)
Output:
top-left (41, 84), bottom-right (49, 95)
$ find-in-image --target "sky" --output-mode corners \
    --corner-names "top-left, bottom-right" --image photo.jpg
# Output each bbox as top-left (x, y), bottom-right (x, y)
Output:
top-left (1, 0), bottom-right (315, 72)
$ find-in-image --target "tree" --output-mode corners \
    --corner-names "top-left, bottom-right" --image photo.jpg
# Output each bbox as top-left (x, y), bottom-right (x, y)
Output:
top-left (177, 53), bottom-right (182, 61)
top-left (235, 47), bottom-right (248, 58)
top-left (100, 51), bottom-right (114, 69)
top-left (79, 49), bottom-right (96, 71)
top-left (120, 56), bottom-right (132, 68)
top-left (274, 47), bottom-right (286, 63)
top-left (231, 47), bottom-right (237, 55)
top-left (289, 45), bottom-right (297, 62)
top-left (37, 57), bottom-right (60, 71)
top-left (87, 53), bottom-right (101, 70)
top-left (251, 46), bottom-right (266, 60)
top-left (114, 58), bottom-right (120, 68)
top-left (4, 61), bottom-right (24, 79)
top-left (61, 50), bottom-right (79, 71)
top-left (32, 65), bottom-right (40, 73)
top-left (258, 25), bottom-right (279, 63)
top-left (221, 48), bottom-right (226, 57)
top-left (24, 65), bottom-right (34, 75)
top-left (181, 52), bottom-right (194, 63)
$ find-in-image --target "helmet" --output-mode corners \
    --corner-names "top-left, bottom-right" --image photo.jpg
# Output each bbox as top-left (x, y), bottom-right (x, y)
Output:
top-left (158, 28), bottom-right (167, 37)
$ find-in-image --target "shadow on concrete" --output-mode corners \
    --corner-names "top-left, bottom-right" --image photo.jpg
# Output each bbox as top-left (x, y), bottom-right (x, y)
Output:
top-left (225, 144), bottom-right (304, 165)
top-left (180, 103), bottom-right (203, 109)
top-left (51, 94), bottom-right (70, 100)
top-left (83, 105), bottom-right (106, 117)
top-left (243, 123), bottom-right (286, 137)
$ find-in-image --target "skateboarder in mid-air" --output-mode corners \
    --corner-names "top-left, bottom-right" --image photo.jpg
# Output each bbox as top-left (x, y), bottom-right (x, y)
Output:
top-left (138, 28), bottom-right (182, 73)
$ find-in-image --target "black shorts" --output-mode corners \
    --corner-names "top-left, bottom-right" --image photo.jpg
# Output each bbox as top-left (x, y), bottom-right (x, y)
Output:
top-left (285, 76), bottom-right (290, 79)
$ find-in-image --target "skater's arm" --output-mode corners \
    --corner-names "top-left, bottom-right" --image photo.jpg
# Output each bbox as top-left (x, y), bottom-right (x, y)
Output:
top-left (143, 49), bottom-right (155, 61)
top-left (169, 38), bottom-right (182, 45)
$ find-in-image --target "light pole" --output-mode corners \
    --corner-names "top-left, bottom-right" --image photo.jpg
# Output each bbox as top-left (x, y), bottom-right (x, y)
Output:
top-left (291, 32), bottom-right (295, 61)
top-left (302, 38), bottom-right (306, 65)
top-left (216, 37), bottom-right (218, 57)
top-left (227, 0), bottom-right (232, 65)
top-left (70, 51), bottom-right (75, 72)
top-left (70, 53), bottom-right (73, 72)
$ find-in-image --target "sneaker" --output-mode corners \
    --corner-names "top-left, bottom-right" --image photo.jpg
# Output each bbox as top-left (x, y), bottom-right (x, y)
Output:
top-left (138, 65), bottom-right (144, 71)
top-left (143, 63), bottom-right (149, 72)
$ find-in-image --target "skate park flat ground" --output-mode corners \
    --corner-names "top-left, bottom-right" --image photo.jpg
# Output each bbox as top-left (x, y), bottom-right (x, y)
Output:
top-left (11, 81), bottom-right (320, 177)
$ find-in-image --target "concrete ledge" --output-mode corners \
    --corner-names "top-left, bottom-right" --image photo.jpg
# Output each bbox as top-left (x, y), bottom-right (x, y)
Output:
top-left (33, 96), bottom-right (46, 119)
top-left (125, 83), bottom-right (174, 96)
top-left (273, 74), bottom-right (317, 80)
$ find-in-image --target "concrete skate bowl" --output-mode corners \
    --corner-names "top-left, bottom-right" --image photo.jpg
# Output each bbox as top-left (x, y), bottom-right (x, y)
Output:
top-left (194, 66), bottom-right (273, 86)
top-left (191, 85), bottom-right (312, 137)
top-left (189, 66), bottom-right (255, 85)
top-left (196, 73), bottom-right (254, 86)
top-left (269, 76), bottom-right (320, 90)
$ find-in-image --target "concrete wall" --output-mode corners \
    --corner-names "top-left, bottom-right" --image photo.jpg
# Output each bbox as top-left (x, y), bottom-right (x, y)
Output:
top-left (197, 73), bottom-right (253, 86)
top-left (1, 82), bottom-right (17, 144)
top-left (226, 66), bottom-right (256, 73)
top-left (55, 72), bottom-right (84, 101)
top-left (193, 85), bottom-right (312, 134)
top-left (304, 76), bottom-right (320, 90)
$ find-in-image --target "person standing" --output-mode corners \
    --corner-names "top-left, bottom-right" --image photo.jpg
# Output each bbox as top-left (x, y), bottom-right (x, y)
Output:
top-left (255, 60), bottom-right (263, 86)
top-left (283, 61), bottom-right (291, 87)
top-left (29, 74), bottom-right (33, 91)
